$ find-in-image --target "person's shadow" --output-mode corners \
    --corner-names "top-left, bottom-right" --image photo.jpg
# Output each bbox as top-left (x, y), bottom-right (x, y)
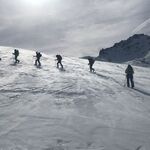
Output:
top-left (58, 67), bottom-right (65, 72)
top-left (133, 88), bottom-right (150, 96)
top-left (10, 62), bottom-right (18, 66)
top-left (35, 65), bottom-right (42, 69)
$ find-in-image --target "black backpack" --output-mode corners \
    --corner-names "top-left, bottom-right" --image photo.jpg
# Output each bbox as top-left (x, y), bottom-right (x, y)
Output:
top-left (37, 52), bottom-right (42, 58)
top-left (125, 65), bottom-right (134, 74)
top-left (57, 55), bottom-right (62, 61)
top-left (15, 50), bottom-right (19, 56)
top-left (89, 58), bottom-right (95, 65)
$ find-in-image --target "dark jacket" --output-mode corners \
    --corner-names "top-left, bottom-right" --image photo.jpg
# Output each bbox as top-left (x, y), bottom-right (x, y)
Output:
top-left (56, 55), bottom-right (62, 61)
top-left (14, 49), bottom-right (19, 56)
top-left (88, 58), bottom-right (95, 65)
top-left (125, 65), bottom-right (134, 75)
top-left (36, 52), bottom-right (42, 59)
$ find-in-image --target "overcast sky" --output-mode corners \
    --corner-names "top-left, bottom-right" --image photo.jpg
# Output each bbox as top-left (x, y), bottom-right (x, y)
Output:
top-left (0, 0), bottom-right (150, 56)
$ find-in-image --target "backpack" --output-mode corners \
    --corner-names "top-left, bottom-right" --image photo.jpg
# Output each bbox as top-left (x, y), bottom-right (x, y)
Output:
top-left (15, 49), bottom-right (19, 56)
top-left (57, 55), bottom-right (62, 61)
top-left (89, 58), bottom-right (95, 65)
top-left (125, 66), bottom-right (134, 74)
top-left (36, 52), bottom-right (42, 58)
top-left (39, 53), bottom-right (42, 57)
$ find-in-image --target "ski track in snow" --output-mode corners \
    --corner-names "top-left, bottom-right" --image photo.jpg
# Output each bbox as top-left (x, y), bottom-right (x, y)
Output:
top-left (0, 47), bottom-right (150, 150)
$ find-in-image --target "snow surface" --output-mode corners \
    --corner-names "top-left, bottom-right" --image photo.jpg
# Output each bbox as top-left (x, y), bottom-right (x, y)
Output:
top-left (0, 46), bottom-right (150, 150)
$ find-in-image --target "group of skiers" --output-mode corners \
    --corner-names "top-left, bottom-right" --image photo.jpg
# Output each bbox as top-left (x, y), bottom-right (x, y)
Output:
top-left (11, 49), bottom-right (63, 69)
top-left (0, 49), bottom-right (135, 88)
top-left (87, 57), bottom-right (135, 88)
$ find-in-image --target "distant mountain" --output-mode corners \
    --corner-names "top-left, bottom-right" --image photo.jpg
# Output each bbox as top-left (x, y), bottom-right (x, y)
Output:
top-left (96, 34), bottom-right (150, 66)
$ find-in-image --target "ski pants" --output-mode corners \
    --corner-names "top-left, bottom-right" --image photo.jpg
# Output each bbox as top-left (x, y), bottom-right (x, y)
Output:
top-left (35, 59), bottom-right (41, 66)
top-left (57, 61), bottom-right (63, 68)
top-left (89, 64), bottom-right (95, 72)
top-left (15, 55), bottom-right (19, 63)
top-left (126, 74), bottom-right (134, 88)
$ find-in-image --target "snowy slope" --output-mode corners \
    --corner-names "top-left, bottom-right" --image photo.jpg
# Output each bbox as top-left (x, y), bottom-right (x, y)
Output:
top-left (97, 34), bottom-right (150, 65)
top-left (0, 46), bottom-right (150, 150)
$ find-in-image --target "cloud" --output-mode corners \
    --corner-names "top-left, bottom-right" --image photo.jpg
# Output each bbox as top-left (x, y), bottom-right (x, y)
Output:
top-left (0, 0), bottom-right (149, 56)
top-left (132, 18), bottom-right (150, 33)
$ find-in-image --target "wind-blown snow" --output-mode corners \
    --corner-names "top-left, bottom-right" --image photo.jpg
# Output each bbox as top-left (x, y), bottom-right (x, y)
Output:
top-left (0, 47), bottom-right (150, 150)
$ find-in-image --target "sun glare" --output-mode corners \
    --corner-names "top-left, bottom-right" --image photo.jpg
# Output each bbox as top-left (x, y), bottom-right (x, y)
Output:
top-left (20, 0), bottom-right (61, 16)
top-left (23, 0), bottom-right (47, 6)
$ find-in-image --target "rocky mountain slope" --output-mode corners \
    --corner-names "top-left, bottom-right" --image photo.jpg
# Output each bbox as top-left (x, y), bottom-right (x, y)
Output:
top-left (97, 34), bottom-right (150, 66)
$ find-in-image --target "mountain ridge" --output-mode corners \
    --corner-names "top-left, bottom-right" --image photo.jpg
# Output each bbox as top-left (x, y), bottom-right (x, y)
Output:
top-left (96, 34), bottom-right (150, 66)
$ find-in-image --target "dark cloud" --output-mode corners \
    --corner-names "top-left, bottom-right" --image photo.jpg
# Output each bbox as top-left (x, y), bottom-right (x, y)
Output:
top-left (0, 0), bottom-right (149, 56)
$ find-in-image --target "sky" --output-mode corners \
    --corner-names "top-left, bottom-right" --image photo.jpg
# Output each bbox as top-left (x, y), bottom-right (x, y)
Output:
top-left (0, 0), bottom-right (150, 56)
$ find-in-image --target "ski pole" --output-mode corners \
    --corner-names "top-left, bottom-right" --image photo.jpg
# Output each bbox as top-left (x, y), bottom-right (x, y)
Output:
top-left (123, 75), bottom-right (127, 87)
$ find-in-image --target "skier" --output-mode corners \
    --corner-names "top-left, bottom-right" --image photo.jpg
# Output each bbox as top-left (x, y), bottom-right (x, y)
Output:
top-left (125, 64), bottom-right (134, 88)
top-left (13, 49), bottom-right (20, 63)
top-left (56, 55), bottom-right (63, 69)
top-left (88, 57), bottom-right (95, 72)
top-left (34, 52), bottom-right (42, 66)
